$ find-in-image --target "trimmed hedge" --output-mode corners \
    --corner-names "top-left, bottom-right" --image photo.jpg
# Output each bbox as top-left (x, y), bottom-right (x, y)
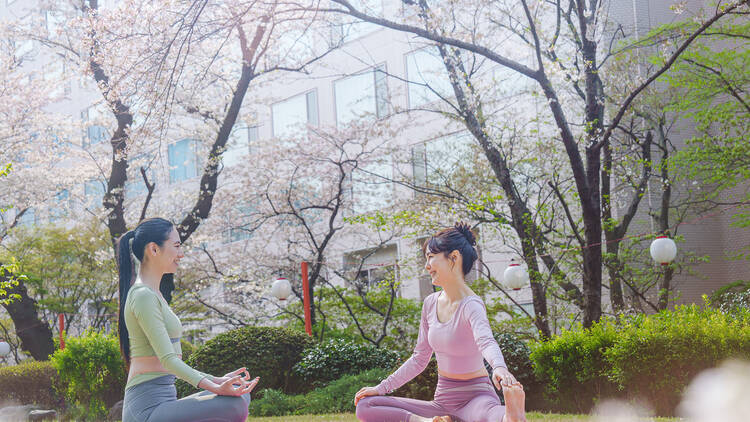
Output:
top-left (0, 360), bottom-right (63, 408)
top-left (530, 319), bottom-right (621, 413)
top-left (605, 305), bottom-right (750, 416)
top-left (293, 339), bottom-right (400, 387)
top-left (249, 368), bottom-right (389, 416)
top-left (530, 304), bottom-right (750, 416)
top-left (176, 326), bottom-right (314, 397)
top-left (391, 358), bottom-right (437, 401)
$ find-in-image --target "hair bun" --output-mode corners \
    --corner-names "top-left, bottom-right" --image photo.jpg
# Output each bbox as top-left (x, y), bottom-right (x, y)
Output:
top-left (454, 222), bottom-right (476, 246)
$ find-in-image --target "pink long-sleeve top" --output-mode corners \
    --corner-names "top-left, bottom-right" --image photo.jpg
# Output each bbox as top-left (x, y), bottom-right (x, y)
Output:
top-left (376, 291), bottom-right (507, 395)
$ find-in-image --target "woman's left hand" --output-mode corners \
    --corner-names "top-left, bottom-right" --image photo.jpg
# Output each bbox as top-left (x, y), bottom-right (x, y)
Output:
top-left (491, 366), bottom-right (519, 390)
top-left (216, 367), bottom-right (251, 385)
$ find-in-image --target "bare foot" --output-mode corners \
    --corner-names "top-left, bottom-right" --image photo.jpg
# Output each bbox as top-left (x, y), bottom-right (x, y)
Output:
top-left (502, 383), bottom-right (527, 422)
top-left (408, 415), bottom-right (451, 422)
top-left (432, 416), bottom-right (452, 422)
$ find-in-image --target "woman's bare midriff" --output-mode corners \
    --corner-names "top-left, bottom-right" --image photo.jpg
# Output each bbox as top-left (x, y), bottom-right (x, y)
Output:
top-left (127, 355), bottom-right (180, 382)
top-left (437, 368), bottom-right (488, 380)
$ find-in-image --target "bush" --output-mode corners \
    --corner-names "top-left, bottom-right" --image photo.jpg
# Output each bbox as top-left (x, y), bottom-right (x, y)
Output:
top-left (50, 330), bottom-right (126, 420)
top-left (492, 332), bottom-right (547, 410)
top-left (529, 319), bottom-right (621, 413)
top-left (293, 339), bottom-right (401, 387)
top-left (180, 339), bottom-right (195, 362)
top-left (0, 360), bottom-right (63, 408)
top-left (605, 304), bottom-right (750, 416)
top-left (176, 326), bottom-right (314, 397)
top-left (391, 358), bottom-right (438, 401)
top-left (248, 368), bottom-right (390, 416)
top-left (710, 281), bottom-right (750, 313)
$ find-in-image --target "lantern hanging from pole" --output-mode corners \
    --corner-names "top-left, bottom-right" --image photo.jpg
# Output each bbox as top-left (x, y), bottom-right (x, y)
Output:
top-left (0, 340), bottom-right (10, 357)
top-left (650, 235), bottom-right (677, 265)
top-left (271, 277), bottom-right (292, 300)
top-left (503, 260), bottom-right (529, 290)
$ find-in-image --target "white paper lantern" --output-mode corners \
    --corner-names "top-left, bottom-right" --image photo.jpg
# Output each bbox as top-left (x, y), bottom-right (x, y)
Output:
top-left (650, 235), bottom-right (677, 265)
top-left (0, 341), bottom-right (10, 357)
top-left (503, 262), bottom-right (529, 290)
top-left (271, 277), bottom-right (292, 300)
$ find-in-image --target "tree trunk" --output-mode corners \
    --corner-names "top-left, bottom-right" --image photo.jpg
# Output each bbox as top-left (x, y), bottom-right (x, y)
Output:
top-left (1, 276), bottom-right (54, 360)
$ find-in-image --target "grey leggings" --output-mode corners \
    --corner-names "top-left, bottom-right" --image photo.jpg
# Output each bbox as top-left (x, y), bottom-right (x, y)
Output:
top-left (122, 375), bottom-right (251, 422)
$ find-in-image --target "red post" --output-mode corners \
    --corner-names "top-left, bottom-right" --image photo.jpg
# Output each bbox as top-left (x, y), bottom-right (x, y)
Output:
top-left (58, 313), bottom-right (65, 350)
top-left (301, 262), bottom-right (312, 337)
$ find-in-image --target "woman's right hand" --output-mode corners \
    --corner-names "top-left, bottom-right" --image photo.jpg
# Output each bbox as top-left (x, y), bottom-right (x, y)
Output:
top-left (354, 386), bottom-right (380, 406)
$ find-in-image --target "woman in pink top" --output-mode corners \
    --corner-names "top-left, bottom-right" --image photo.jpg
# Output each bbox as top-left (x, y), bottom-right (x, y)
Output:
top-left (354, 223), bottom-right (526, 422)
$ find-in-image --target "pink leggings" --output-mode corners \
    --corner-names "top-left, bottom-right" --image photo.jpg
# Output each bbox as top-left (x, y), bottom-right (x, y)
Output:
top-left (356, 375), bottom-right (505, 422)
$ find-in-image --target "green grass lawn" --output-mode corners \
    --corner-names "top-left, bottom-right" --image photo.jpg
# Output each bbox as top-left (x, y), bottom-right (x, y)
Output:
top-left (247, 412), bottom-right (682, 421)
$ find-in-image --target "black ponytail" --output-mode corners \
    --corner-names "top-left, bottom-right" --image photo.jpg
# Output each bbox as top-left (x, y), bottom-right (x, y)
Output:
top-left (116, 217), bottom-right (174, 369)
top-left (422, 221), bottom-right (479, 275)
top-left (117, 230), bottom-right (136, 369)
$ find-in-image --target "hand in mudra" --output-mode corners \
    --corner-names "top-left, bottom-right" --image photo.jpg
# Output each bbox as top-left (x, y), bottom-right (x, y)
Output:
top-left (219, 367), bottom-right (252, 385)
top-left (354, 386), bottom-right (380, 406)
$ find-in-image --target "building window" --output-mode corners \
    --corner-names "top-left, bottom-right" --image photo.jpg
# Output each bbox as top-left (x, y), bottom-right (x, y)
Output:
top-left (330, 0), bottom-right (383, 43)
top-left (82, 106), bottom-right (110, 146)
top-left (45, 10), bottom-right (65, 36)
top-left (344, 244), bottom-right (398, 288)
top-left (223, 122), bottom-right (259, 168)
top-left (84, 180), bottom-right (105, 210)
top-left (411, 131), bottom-right (473, 186)
top-left (351, 156), bottom-right (393, 214)
top-left (272, 90), bottom-right (318, 142)
top-left (14, 39), bottom-right (34, 59)
top-left (223, 205), bottom-right (256, 243)
top-left (168, 139), bottom-right (200, 183)
top-left (125, 156), bottom-right (155, 199)
top-left (17, 208), bottom-right (36, 227)
top-left (405, 47), bottom-right (453, 108)
top-left (512, 302), bottom-right (535, 317)
top-left (334, 65), bottom-right (388, 127)
top-left (49, 190), bottom-right (69, 223)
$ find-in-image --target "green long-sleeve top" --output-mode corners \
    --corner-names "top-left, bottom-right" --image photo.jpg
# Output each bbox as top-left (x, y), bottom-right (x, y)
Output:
top-left (124, 282), bottom-right (208, 390)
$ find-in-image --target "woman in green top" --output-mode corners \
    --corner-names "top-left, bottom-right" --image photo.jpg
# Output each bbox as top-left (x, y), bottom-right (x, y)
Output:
top-left (118, 218), bottom-right (258, 422)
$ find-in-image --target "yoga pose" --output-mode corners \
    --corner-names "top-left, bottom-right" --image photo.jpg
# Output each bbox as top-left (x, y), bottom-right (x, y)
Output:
top-left (118, 218), bottom-right (258, 422)
top-left (355, 223), bottom-right (526, 422)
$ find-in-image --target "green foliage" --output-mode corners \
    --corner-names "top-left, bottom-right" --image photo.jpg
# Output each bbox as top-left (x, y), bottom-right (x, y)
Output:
top-left (176, 326), bottom-right (314, 397)
top-left (709, 281), bottom-right (750, 314)
top-left (493, 333), bottom-right (547, 410)
top-left (280, 286), bottom-right (421, 355)
top-left (531, 305), bottom-right (750, 416)
top-left (0, 257), bottom-right (25, 305)
top-left (0, 360), bottom-right (63, 408)
top-left (529, 319), bottom-right (621, 413)
top-left (605, 305), bottom-right (750, 416)
top-left (248, 368), bottom-right (390, 416)
top-left (180, 339), bottom-right (196, 361)
top-left (50, 330), bottom-right (126, 420)
top-left (0, 222), bottom-right (118, 331)
top-left (293, 339), bottom-right (400, 387)
top-left (391, 358), bottom-right (438, 401)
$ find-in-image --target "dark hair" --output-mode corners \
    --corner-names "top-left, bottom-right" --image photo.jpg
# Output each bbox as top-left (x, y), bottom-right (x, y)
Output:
top-left (422, 222), bottom-right (478, 275)
top-left (116, 217), bottom-right (174, 368)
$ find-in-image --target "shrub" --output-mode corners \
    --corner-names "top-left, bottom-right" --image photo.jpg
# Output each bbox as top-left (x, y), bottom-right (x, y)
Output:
top-left (176, 326), bottom-right (314, 397)
top-left (605, 305), bottom-right (750, 416)
top-left (248, 368), bottom-right (390, 416)
top-left (709, 280), bottom-right (750, 313)
top-left (180, 339), bottom-right (195, 362)
top-left (50, 330), bottom-right (126, 420)
top-left (293, 339), bottom-right (400, 387)
top-left (529, 319), bottom-right (620, 413)
top-left (391, 358), bottom-right (438, 401)
top-left (0, 360), bottom-right (63, 408)
top-left (492, 332), bottom-right (547, 410)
